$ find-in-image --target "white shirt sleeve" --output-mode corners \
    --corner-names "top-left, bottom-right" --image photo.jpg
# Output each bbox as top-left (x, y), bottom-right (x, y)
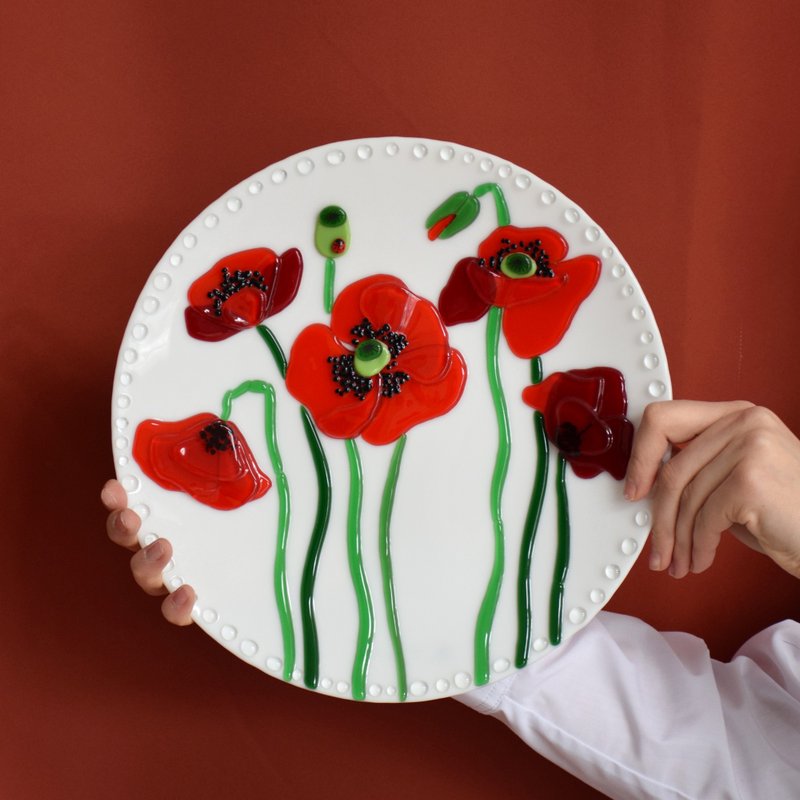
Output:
top-left (457, 611), bottom-right (800, 800)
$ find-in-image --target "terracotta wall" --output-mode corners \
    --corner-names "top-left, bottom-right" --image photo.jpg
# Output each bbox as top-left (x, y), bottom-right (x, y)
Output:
top-left (3, 1), bottom-right (799, 797)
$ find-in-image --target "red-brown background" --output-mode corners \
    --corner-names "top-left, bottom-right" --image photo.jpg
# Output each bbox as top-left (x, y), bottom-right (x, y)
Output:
top-left (3, 1), bottom-right (799, 797)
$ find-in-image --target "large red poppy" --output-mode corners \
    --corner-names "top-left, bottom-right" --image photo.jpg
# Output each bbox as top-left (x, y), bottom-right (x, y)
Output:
top-left (133, 413), bottom-right (271, 510)
top-left (185, 247), bottom-right (303, 341)
top-left (438, 226), bottom-right (600, 358)
top-left (522, 367), bottom-right (633, 480)
top-left (286, 274), bottom-right (467, 446)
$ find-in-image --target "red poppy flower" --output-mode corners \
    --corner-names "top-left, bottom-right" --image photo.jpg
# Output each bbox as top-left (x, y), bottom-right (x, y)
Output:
top-left (133, 413), bottom-right (271, 510)
top-left (285, 274), bottom-right (467, 446)
top-left (185, 247), bottom-right (303, 341)
top-left (438, 226), bottom-right (600, 358)
top-left (522, 367), bottom-right (633, 480)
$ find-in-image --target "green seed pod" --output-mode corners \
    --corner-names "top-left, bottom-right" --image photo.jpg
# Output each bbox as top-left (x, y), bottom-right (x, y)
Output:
top-left (354, 339), bottom-right (390, 377)
top-left (500, 252), bottom-right (536, 279)
top-left (315, 205), bottom-right (350, 259)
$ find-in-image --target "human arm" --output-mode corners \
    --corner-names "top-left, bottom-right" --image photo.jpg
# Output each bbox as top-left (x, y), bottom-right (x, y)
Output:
top-left (458, 400), bottom-right (800, 797)
top-left (459, 611), bottom-right (800, 800)
top-left (624, 401), bottom-right (800, 578)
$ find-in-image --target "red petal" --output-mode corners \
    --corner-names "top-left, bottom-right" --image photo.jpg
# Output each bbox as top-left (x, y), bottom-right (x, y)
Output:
top-left (186, 249), bottom-right (278, 307)
top-left (221, 286), bottom-right (270, 327)
top-left (477, 226), bottom-right (569, 265)
top-left (521, 373), bottom-right (562, 414)
top-left (502, 255), bottom-right (601, 357)
top-left (132, 414), bottom-right (271, 510)
top-left (361, 349), bottom-right (467, 445)
top-left (438, 258), bottom-right (491, 325)
top-left (285, 324), bottom-right (380, 440)
top-left (361, 279), bottom-right (452, 381)
top-left (428, 214), bottom-right (455, 240)
top-left (330, 274), bottom-right (405, 343)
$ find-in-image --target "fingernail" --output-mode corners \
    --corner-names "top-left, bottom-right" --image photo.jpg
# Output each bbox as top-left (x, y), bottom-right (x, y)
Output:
top-left (668, 563), bottom-right (678, 578)
top-left (167, 586), bottom-right (191, 610)
top-left (649, 551), bottom-right (661, 571)
top-left (144, 540), bottom-right (164, 561)
top-left (624, 479), bottom-right (636, 501)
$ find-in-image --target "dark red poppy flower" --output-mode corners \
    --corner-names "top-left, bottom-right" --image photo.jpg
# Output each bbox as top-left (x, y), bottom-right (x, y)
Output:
top-left (285, 274), bottom-right (467, 446)
top-left (522, 367), bottom-right (633, 480)
top-left (438, 226), bottom-right (600, 358)
top-left (185, 247), bottom-right (303, 341)
top-left (133, 413), bottom-right (271, 510)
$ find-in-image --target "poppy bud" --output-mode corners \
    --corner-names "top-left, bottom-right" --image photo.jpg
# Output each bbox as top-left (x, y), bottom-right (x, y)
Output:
top-left (425, 191), bottom-right (480, 240)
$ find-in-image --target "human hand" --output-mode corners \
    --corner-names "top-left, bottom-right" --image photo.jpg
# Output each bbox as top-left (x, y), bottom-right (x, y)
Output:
top-left (102, 479), bottom-right (196, 625)
top-left (625, 401), bottom-right (800, 579)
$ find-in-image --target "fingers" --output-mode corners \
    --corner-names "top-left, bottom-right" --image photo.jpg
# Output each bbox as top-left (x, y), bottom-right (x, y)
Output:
top-left (650, 424), bottom-right (739, 576)
top-left (101, 479), bottom-right (127, 512)
top-left (162, 585), bottom-right (196, 626)
top-left (130, 538), bottom-right (173, 596)
top-left (625, 400), bottom-right (753, 501)
top-left (106, 507), bottom-right (141, 550)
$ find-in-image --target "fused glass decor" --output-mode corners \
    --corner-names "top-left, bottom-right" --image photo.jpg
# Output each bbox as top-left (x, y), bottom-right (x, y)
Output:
top-left (113, 138), bottom-right (670, 702)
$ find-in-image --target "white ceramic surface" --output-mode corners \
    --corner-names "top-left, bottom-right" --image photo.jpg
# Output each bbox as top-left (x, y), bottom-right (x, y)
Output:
top-left (112, 137), bottom-right (671, 702)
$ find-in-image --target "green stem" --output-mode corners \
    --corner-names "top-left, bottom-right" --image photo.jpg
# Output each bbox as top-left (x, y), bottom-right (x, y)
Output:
top-left (256, 325), bottom-right (288, 378)
top-left (474, 307), bottom-right (510, 685)
top-left (323, 257), bottom-right (336, 313)
top-left (474, 183), bottom-right (510, 227)
top-left (549, 454), bottom-right (570, 646)
top-left (345, 438), bottom-right (373, 700)
top-left (254, 324), bottom-right (333, 687)
top-left (221, 380), bottom-right (294, 681)
top-left (299, 407), bottom-right (332, 689)
top-left (515, 357), bottom-right (549, 668)
top-left (379, 434), bottom-right (408, 702)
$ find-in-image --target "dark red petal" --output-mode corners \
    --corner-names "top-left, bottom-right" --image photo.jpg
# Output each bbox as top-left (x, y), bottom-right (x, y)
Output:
top-left (438, 258), bottom-right (491, 326)
top-left (554, 398), bottom-right (612, 456)
top-left (285, 324), bottom-right (381, 440)
top-left (361, 349), bottom-right (467, 445)
top-left (565, 417), bottom-right (634, 480)
top-left (184, 305), bottom-right (243, 342)
top-left (269, 248), bottom-right (304, 315)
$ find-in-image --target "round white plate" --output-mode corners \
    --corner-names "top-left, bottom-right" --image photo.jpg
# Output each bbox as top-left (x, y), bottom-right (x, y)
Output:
top-left (112, 137), bottom-right (670, 702)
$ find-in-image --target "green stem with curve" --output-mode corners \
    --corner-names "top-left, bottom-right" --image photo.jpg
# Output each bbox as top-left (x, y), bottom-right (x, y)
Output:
top-left (549, 454), bottom-right (570, 645)
top-left (221, 379), bottom-right (294, 681)
top-left (515, 356), bottom-right (549, 668)
top-left (379, 434), bottom-right (408, 701)
top-left (254, 323), bottom-right (333, 689)
top-left (345, 438), bottom-right (373, 700)
top-left (299, 407), bottom-right (332, 689)
top-left (474, 306), bottom-right (511, 685)
top-left (474, 183), bottom-right (510, 227)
